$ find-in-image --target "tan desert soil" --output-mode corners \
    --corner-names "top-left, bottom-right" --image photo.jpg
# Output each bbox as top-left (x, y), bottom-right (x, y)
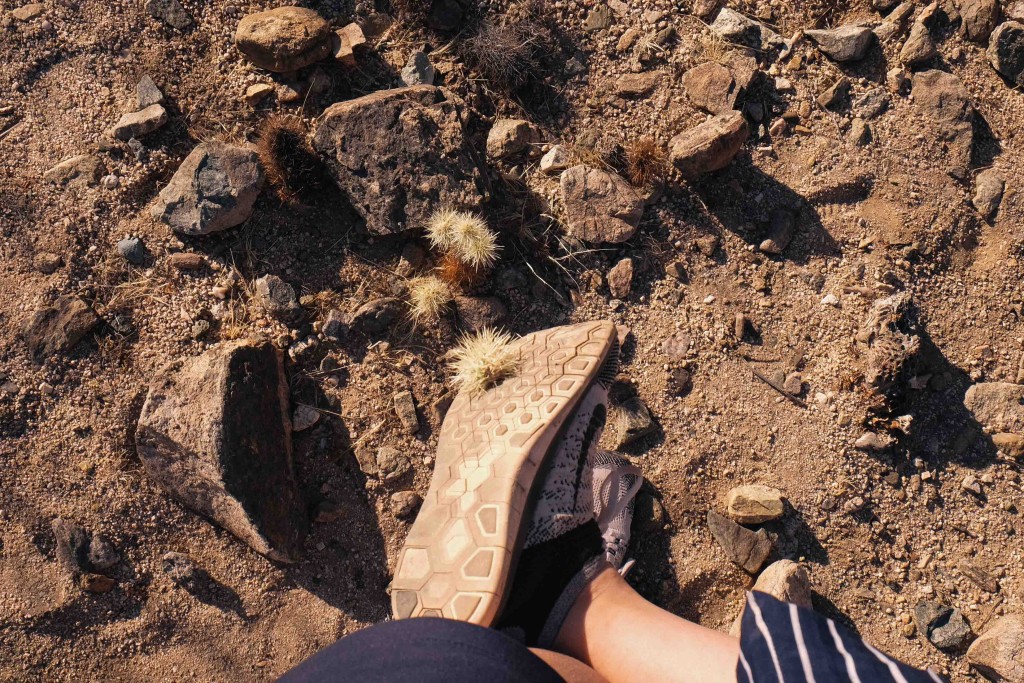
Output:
top-left (2, 0), bottom-right (1024, 680)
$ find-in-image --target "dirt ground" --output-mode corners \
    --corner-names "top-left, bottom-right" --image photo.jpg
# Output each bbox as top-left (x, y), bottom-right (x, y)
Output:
top-left (2, 0), bottom-right (1023, 680)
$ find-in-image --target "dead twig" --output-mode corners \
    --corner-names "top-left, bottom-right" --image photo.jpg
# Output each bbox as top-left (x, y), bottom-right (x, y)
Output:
top-left (743, 359), bottom-right (807, 408)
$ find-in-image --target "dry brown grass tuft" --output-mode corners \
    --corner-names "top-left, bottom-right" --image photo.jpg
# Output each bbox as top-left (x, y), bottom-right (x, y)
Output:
top-left (450, 328), bottom-right (519, 395)
top-left (255, 115), bottom-right (325, 202)
top-left (624, 137), bottom-right (668, 187)
top-left (458, 18), bottom-right (545, 90)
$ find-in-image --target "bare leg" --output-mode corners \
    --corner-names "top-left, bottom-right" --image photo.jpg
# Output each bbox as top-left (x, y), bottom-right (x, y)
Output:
top-left (554, 566), bottom-right (739, 683)
top-left (530, 649), bottom-right (608, 683)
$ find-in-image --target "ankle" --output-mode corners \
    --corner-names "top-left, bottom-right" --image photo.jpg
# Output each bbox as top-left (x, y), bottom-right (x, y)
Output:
top-left (553, 564), bottom-right (622, 655)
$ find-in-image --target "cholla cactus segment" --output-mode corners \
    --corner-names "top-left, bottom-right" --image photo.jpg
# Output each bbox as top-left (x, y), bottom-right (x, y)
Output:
top-left (407, 275), bottom-right (453, 323)
top-left (450, 328), bottom-right (518, 395)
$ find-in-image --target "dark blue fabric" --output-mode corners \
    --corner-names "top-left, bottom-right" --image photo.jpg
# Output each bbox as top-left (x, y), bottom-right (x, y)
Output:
top-left (277, 617), bottom-right (564, 683)
top-left (737, 592), bottom-right (942, 683)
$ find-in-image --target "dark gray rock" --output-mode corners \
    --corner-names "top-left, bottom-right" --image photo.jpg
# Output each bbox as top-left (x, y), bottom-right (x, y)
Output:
top-left (23, 295), bottom-right (100, 361)
top-left (135, 339), bottom-right (306, 562)
top-left (88, 534), bottom-right (120, 571)
top-left (806, 25), bottom-right (875, 61)
top-left (607, 257), bottom-right (634, 299)
top-left (759, 208), bottom-right (795, 254)
top-left (234, 7), bottom-right (331, 72)
top-left (51, 518), bottom-right (90, 576)
top-left (669, 110), bottom-right (748, 180)
top-left (990, 21), bottom-right (1024, 85)
top-left (962, 0), bottom-right (1000, 42)
top-left (560, 165), bottom-right (644, 244)
top-left (914, 601), bottom-right (973, 650)
top-left (322, 309), bottom-right (348, 340)
top-left (400, 51), bottom-right (435, 86)
top-left (313, 86), bottom-right (481, 235)
top-left (145, 0), bottom-right (192, 29)
top-left (117, 237), bottom-right (146, 265)
top-left (707, 509), bottom-right (773, 573)
top-left (151, 142), bottom-right (265, 235)
top-left (254, 275), bottom-right (302, 323)
top-left (912, 70), bottom-right (974, 179)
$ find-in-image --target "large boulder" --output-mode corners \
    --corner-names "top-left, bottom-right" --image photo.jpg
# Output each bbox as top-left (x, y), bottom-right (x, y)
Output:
top-left (668, 110), bottom-right (748, 180)
top-left (967, 614), bottom-right (1024, 681)
top-left (313, 85), bottom-right (482, 235)
top-left (235, 7), bottom-right (332, 72)
top-left (965, 382), bottom-right (1024, 434)
top-left (912, 70), bottom-right (974, 179)
top-left (559, 165), bottom-right (644, 243)
top-left (989, 21), bottom-right (1024, 85)
top-left (151, 142), bottom-right (265, 235)
top-left (135, 339), bottom-right (306, 562)
top-left (22, 294), bottom-right (100, 361)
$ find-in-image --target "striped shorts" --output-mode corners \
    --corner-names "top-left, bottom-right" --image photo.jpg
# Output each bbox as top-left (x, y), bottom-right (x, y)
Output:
top-left (738, 592), bottom-right (944, 683)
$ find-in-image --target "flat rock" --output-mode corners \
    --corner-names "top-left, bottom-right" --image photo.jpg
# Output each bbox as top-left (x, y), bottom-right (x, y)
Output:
top-left (607, 257), bottom-right (634, 299)
top-left (958, 559), bottom-right (999, 593)
top-left (669, 110), bottom-right (748, 180)
top-left (151, 142), bottom-right (265, 235)
top-left (44, 155), bottom-right (104, 187)
top-left (33, 252), bottom-right (62, 274)
top-left (11, 3), bottom-right (44, 20)
top-left (817, 77), bottom-right (851, 110)
top-left (612, 72), bottom-right (661, 98)
top-left (914, 600), bottom-right (973, 650)
top-left (682, 62), bottom-right (738, 114)
top-left (136, 75), bottom-right (165, 110)
top-left (486, 118), bottom-right (540, 161)
top-left (973, 169), bottom-right (1005, 221)
top-left (23, 294), bottom-right (100, 361)
top-left (912, 69), bottom-right (974, 180)
top-left (962, 0), bottom-right (1000, 42)
top-left (235, 6), bottom-right (331, 72)
top-left (901, 20), bottom-right (938, 65)
top-left (454, 295), bottom-right (507, 332)
top-left (540, 145), bottom-right (569, 173)
top-left (725, 484), bottom-right (785, 523)
top-left (349, 297), bottom-right (402, 335)
top-left (806, 25), bottom-right (875, 61)
top-left (145, 0), bottom-right (192, 29)
top-left (965, 382), bottom-right (1024, 433)
top-left (710, 8), bottom-right (784, 51)
top-left (254, 274), bottom-right (302, 323)
top-left (560, 165), bottom-right (644, 243)
top-left (707, 509), bottom-right (773, 573)
top-left (967, 614), bottom-right (1024, 681)
top-left (993, 432), bottom-right (1024, 458)
top-left (401, 51), bottom-right (435, 86)
top-left (162, 552), bottom-right (204, 589)
top-left (313, 85), bottom-right (481, 235)
top-left (989, 21), bottom-right (1024, 85)
top-left (760, 208), bottom-right (795, 254)
top-left (292, 404), bottom-right (320, 432)
top-left (135, 339), bottom-right (306, 562)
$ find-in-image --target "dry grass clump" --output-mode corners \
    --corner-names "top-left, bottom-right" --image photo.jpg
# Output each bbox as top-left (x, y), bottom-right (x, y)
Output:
top-left (450, 328), bottom-right (519, 395)
top-left (459, 19), bottom-right (544, 90)
top-left (256, 115), bottom-right (325, 201)
top-left (624, 137), bottom-right (668, 187)
top-left (407, 275), bottom-right (453, 323)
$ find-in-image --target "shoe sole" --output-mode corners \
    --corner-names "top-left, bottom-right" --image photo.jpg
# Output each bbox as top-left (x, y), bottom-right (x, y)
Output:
top-left (391, 320), bottom-right (618, 625)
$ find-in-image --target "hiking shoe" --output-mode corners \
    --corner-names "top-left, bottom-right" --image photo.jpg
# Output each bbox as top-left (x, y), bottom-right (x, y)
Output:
top-left (391, 320), bottom-right (619, 626)
top-left (592, 449), bottom-right (643, 571)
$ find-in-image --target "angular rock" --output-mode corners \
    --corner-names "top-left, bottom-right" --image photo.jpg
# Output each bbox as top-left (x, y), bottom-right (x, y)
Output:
top-left (390, 491), bottom-right (422, 518)
top-left (973, 169), bottom-right (1005, 221)
top-left (332, 22), bottom-right (366, 66)
top-left (806, 25), bottom-right (875, 61)
top-left (989, 21), bottom-right (1024, 85)
top-left (33, 252), bottom-right (62, 274)
top-left (376, 446), bottom-right (411, 481)
top-left (993, 432), bottom-right (1024, 459)
top-left (292, 404), bottom-right (320, 432)
top-left (454, 296), bottom-right (507, 332)
top-left (965, 383), bottom-right (1024, 433)
top-left (901, 20), bottom-right (938, 65)
top-left (669, 110), bottom-right (748, 180)
top-left (43, 155), bottom-right (104, 187)
top-left (80, 573), bottom-right (116, 593)
top-left (725, 484), bottom-right (785, 523)
top-left (151, 142), bottom-right (265, 235)
top-left (135, 339), bottom-right (306, 562)
top-left (254, 275), bottom-right (302, 323)
top-left (235, 6), bottom-right (331, 72)
top-left (322, 308), bottom-right (348, 340)
top-left (401, 51), bottom-right (435, 86)
top-left (394, 390), bottom-right (420, 434)
top-left (612, 72), bottom-right (661, 99)
top-left (914, 601), bottom-right (973, 650)
top-left (427, 0), bottom-right (463, 31)
top-left (849, 118), bottom-right (872, 146)
top-left (540, 145), bottom-right (569, 173)
top-left (349, 297), bottom-right (402, 335)
top-left (87, 534), bottom-right (119, 571)
top-left (607, 257), bottom-right (634, 299)
top-left (967, 614), bottom-right (1024, 681)
top-left (816, 77), bottom-right (851, 110)
top-left (731, 559), bottom-right (812, 635)
top-left (23, 294), bottom-right (100, 361)
top-left (913, 69), bottom-right (974, 179)
top-left (855, 292), bottom-right (921, 398)
top-left (852, 89), bottom-right (890, 120)
top-left (145, 0), bottom-right (192, 29)
top-left (682, 62), bottom-right (738, 114)
top-left (963, 0), bottom-right (1001, 42)
top-left (313, 86), bottom-right (481, 235)
top-left (560, 165), bottom-right (644, 244)
top-left (958, 559), bottom-right (999, 593)
top-left (609, 397), bottom-right (655, 448)
top-left (136, 75), bottom-right (165, 110)
top-left (486, 119), bottom-right (540, 161)
top-left (51, 518), bottom-right (90, 576)
top-left (710, 8), bottom-right (784, 51)
top-left (584, 4), bottom-right (613, 31)
top-left (707, 509), bottom-right (772, 573)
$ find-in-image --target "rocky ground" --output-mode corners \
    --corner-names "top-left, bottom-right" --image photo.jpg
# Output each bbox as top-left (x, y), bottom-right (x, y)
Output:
top-left (3, 0), bottom-right (1024, 680)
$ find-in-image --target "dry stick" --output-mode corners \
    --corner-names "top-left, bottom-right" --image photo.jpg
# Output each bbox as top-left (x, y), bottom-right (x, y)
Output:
top-left (743, 358), bottom-right (807, 408)
top-left (975, 594), bottom-right (1004, 633)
